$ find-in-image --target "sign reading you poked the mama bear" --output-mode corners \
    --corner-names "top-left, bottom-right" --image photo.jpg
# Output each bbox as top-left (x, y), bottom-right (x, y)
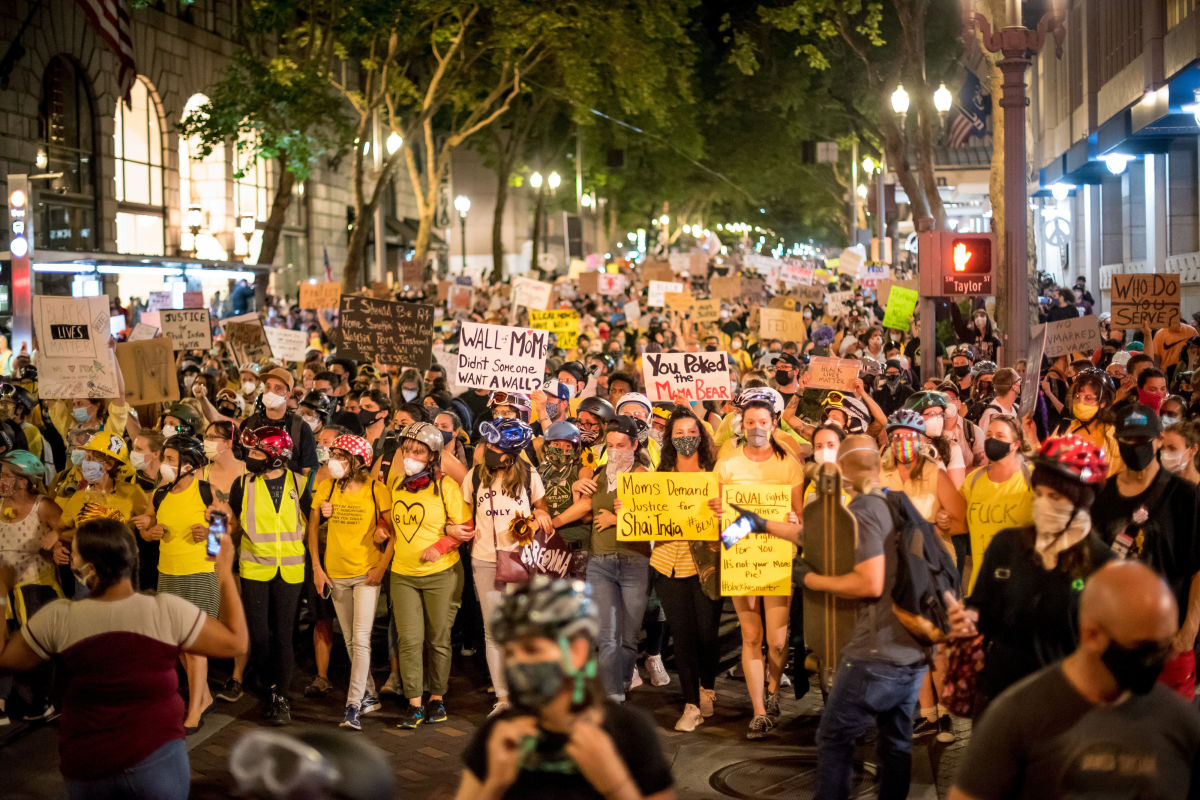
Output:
top-left (456, 321), bottom-right (549, 392)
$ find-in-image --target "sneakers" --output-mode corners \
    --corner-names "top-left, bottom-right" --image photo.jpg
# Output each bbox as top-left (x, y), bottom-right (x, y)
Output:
top-left (746, 714), bottom-right (774, 740)
top-left (425, 699), bottom-right (448, 724)
top-left (269, 694), bottom-right (292, 727)
top-left (936, 714), bottom-right (955, 743)
top-left (360, 692), bottom-right (382, 715)
top-left (340, 704), bottom-right (362, 731)
top-left (303, 676), bottom-right (332, 699)
top-left (379, 673), bottom-right (402, 697)
top-left (397, 703), bottom-right (425, 729)
top-left (629, 665), bottom-right (643, 690)
top-left (645, 654), bottom-right (670, 687)
top-left (913, 716), bottom-right (938, 738)
top-left (699, 688), bottom-right (716, 718)
top-left (764, 690), bottom-right (781, 720)
top-left (460, 646), bottom-right (476, 657)
top-left (21, 703), bottom-right (55, 722)
top-left (487, 700), bottom-right (510, 719)
top-left (779, 671), bottom-right (793, 689)
top-left (674, 704), bottom-right (704, 732)
top-left (217, 678), bottom-right (244, 702)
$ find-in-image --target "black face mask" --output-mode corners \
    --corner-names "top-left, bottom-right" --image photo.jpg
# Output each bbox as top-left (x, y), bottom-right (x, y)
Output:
top-left (1117, 440), bottom-right (1156, 472)
top-left (504, 660), bottom-right (565, 710)
top-left (358, 409), bottom-right (383, 429)
top-left (673, 435), bottom-right (700, 457)
top-left (245, 457), bottom-right (272, 475)
top-left (983, 438), bottom-right (1011, 462)
top-left (1101, 639), bottom-right (1170, 695)
top-left (705, 345), bottom-right (718, 352)
top-left (484, 448), bottom-right (509, 470)
top-left (774, 369), bottom-right (792, 384)
top-left (953, 365), bottom-right (970, 378)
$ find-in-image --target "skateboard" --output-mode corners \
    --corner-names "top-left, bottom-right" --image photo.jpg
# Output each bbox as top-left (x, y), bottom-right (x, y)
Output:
top-left (801, 462), bottom-right (859, 693)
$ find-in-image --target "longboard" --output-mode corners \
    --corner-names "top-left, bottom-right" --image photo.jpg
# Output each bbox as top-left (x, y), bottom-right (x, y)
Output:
top-left (801, 462), bottom-right (859, 693)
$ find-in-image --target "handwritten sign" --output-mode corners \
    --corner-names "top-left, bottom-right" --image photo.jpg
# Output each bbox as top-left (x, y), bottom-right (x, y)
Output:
top-left (794, 285), bottom-right (825, 307)
top-left (781, 263), bottom-right (815, 287)
top-left (224, 320), bottom-right (271, 366)
top-left (337, 296), bottom-right (435, 369)
top-left (147, 291), bottom-right (172, 312)
top-left (159, 309), bottom-right (212, 351)
top-left (447, 284), bottom-right (474, 315)
top-left (617, 472), bottom-right (718, 541)
top-left (882, 285), bottom-right (919, 331)
top-left (860, 263), bottom-right (889, 288)
top-left (648, 280), bottom-right (685, 308)
top-left (806, 357), bottom-right (861, 390)
top-left (400, 260), bottom-right (424, 288)
top-left (299, 281), bottom-right (342, 310)
top-left (663, 291), bottom-right (694, 316)
top-left (528, 309), bottom-right (580, 349)
top-left (128, 323), bottom-right (158, 342)
top-left (116, 337), bottom-right (180, 405)
top-left (643, 351), bottom-right (732, 403)
top-left (512, 276), bottom-right (554, 311)
top-left (263, 326), bottom-right (309, 362)
top-left (598, 273), bottom-right (626, 296)
top-left (456, 321), bottom-right (549, 392)
top-left (710, 275), bottom-right (742, 301)
top-left (825, 290), bottom-right (855, 316)
top-left (624, 300), bottom-right (642, 328)
top-left (35, 296), bottom-right (109, 360)
top-left (759, 308), bottom-right (808, 342)
top-left (1110, 273), bottom-right (1180, 329)
top-left (720, 484), bottom-right (793, 596)
top-left (837, 245), bottom-right (865, 277)
top-left (693, 297), bottom-right (720, 326)
top-left (1037, 315), bottom-right (1103, 358)
top-left (642, 261), bottom-right (675, 283)
top-left (183, 291), bottom-right (204, 309)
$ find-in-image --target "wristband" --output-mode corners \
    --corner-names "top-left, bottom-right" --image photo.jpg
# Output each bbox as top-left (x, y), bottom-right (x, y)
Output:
top-left (432, 536), bottom-right (458, 556)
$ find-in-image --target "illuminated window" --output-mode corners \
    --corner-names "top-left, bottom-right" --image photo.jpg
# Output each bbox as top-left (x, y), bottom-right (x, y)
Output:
top-left (114, 77), bottom-right (164, 255)
top-left (37, 56), bottom-right (97, 251)
top-left (179, 94), bottom-right (228, 260)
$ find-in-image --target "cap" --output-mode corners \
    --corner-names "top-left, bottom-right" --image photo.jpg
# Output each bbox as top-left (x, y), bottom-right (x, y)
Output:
top-left (1114, 403), bottom-right (1161, 440)
top-left (1125, 341), bottom-right (1144, 352)
top-left (261, 367), bottom-right (295, 392)
top-left (1109, 350), bottom-right (1131, 368)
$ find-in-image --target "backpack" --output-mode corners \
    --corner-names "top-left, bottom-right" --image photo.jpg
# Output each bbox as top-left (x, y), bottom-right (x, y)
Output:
top-left (880, 489), bottom-right (961, 646)
top-left (153, 479), bottom-right (215, 511)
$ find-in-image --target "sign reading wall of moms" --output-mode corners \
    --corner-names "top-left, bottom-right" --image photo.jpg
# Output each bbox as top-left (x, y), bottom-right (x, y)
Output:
top-left (1110, 273), bottom-right (1181, 329)
top-left (159, 309), bottom-right (212, 351)
top-left (337, 295), bottom-right (435, 369)
top-left (643, 351), bottom-right (732, 403)
top-left (456, 322), bottom-right (549, 393)
top-left (34, 296), bottom-right (122, 399)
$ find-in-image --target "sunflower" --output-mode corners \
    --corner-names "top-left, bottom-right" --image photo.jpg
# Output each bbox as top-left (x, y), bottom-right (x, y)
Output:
top-left (580, 447), bottom-right (598, 470)
top-left (508, 513), bottom-right (537, 547)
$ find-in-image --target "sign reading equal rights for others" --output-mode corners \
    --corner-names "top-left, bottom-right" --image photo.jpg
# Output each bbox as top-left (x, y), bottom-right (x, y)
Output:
top-left (456, 321), bottom-right (549, 393)
top-left (642, 351), bottom-right (732, 403)
top-left (720, 484), bottom-right (793, 596)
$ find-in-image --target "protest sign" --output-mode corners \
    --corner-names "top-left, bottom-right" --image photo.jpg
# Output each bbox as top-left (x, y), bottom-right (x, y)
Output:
top-left (1110, 273), bottom-right (1180, 329)
top-left (742, 277), bottom-right (766, 301)
top-left (35, 297), bottom-right (122, 399)
top-left (648, 280), bottom-right (685, 308)
top-left (299, 281), bottom-right (342, 310)
top-left (447, 284), bottom-right (474, 315)
top-left (720, 484), bottom-right (793, 596)
top-left (432, 346), bottom-right (461, 394)
top-left (663, 291), bottom-right (694, 316)
top-left (224, 319), bottom-right (272, 365)
top-left (882, 286), bottom-right (919, 331)
top-left (109, 315), bottom-right (126, 337)
top-left (1020, 323), bottom-right (1047, 417)
top-left (512, 276), bottom-right (554, 310)
top-left (710, 275), bottom-right (742, 301)
top-left (147, 291), bottom-right (172, 312)
top-left (528, 309), bottom-right (580, 349)
top-left (337, 295), bottom-right (435, 369)
top-left (876, 277), bottom-right (918, 302)
top-left (825, 290), bottom-right (854, 316)
top-left (693, 297), bottom-right (720, 326)
top-left (456, 322), bottom-right (549, 392)
top-left (139, 311), bottom-right (160, 330)
top-left (128, 323), bottom-right (158, 342)
top-left (642, 261), bottom-right (675, 283)
top-left (598, 273), bottom-right (626, 296)
top-left (643, 351), bottom-right (733, 403)
top-left (837, 245), bottom-right (865, 277)
top-left (182, 291), bottom-right (203, 309)
top-left (759, 308), bottom-right (808, 342)
top-left (623, 300), bottom-right (642, 328)
top-left (264, 326), bottom-right (309, 362)
top-left (806, 357), bottom-right (861, 390)
top-left (116, 337), bottom-right (180, 405)
top-left (1038, 315), bottom-right (1103, 358)
top-left (400, 260), bottom-right (424, 288)
top-left (617, 472), bottom-right (719, 541)
top-left (578, 272), bottom-right (600, 296)
top-left (794, 285), bottom-right (825, 307)
top-left (781, 262), bottom-right (814, 287)
top-left (159, 309), bottom-right (212, 351)
top-left (768, 295), bottom-right (797, 311)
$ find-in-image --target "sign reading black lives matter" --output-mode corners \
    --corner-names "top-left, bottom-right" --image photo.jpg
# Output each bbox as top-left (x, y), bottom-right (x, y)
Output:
top-left (337, 295), bottom-right (435, 370)
top-left (456, 321), bottom-right (548, 392)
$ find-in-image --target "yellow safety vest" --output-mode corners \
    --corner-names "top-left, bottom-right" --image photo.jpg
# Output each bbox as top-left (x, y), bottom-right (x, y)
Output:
top-left (239, 470), bottom-right (305, 583)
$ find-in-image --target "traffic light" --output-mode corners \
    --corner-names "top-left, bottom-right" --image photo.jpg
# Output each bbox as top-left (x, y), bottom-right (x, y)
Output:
top-left (917, 230), bottom-right (994, 296)
top-left (6, 176), bottom-right (31, 348)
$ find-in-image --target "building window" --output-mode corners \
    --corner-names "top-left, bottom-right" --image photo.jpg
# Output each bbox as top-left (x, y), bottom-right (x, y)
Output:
top-left (233, 137), bottom-right (270, 260)
top-left (114, 78), bottom-right (165, 255)
top-left (180, 93), bottom-right (228, 260)
top-left (37, 56), bottom-right (97, 251)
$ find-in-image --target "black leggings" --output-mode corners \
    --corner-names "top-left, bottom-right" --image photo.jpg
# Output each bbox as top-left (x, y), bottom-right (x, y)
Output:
top-left (241, 575), bottom-right (303, 698)
top-left (654, 571), bottom-right (723, 706)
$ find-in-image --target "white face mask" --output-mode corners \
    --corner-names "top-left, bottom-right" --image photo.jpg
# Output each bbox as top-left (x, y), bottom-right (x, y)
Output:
top-left (403, 457), bottom-right (426, 476)
top-left (327, 459), bottom-right (347, 479)
top-left (203, 440), bottom-right (223, 461)
top-left (130, 451), bottom-right (148, 472)
top-left (924, 416), bottom-right (944, 438)
top-left (813, 447), bottom-right (836, 464)
top-left (261, 391), bottom-right (287, 411)
top-left (607, 449), bottom-right (635, 474)
top-left (1160, 449), bottom-right (1189, 474)
top-left (241, 381), bottom-right (258, 395)
top-left (302, 414), bottom-right (320, 431)
top-left (1032, 493), bottom-right (1091, 569)
top-left (402, 389), bottom-right (418, 403)
top-left (159, 463), bottom-right (178, 483)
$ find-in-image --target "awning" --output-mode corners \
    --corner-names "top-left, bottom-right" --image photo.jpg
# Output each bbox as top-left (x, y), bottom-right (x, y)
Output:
top-left (12, 250), bottom-right (269, 280)
top-left (380, 218), bottom-right (447, 249)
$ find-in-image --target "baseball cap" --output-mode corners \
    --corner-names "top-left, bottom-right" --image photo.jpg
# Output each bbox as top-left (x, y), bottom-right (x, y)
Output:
top-left (1109, 350), bottom-right (1131, 368)
top-left (261, 367), bottom-right (295, 392)
top-left (1114, 404), bottom-right (1161, 440)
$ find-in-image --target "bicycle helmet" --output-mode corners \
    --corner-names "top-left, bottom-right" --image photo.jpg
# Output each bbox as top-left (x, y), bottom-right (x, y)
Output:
top-left (492, 575), bottom-right (599, 644)
top-left (969, 360), bottom-right (998, 379)
top-left (1031, 434), bottom-right (1108, 508)
top-left (84, 432), bottom-right (130, 466)
top-left (615, 392), bottom-right (653, 419)
top-left (164, 434), bottom-right (206, 471)
top-left (480, 418), bottom-right (534, 453)
top-left (1071, 367), bottom-right (1116, 407)
top-left (488, 391), bottom-right (533, 420)
top-left (238, 362), bottom-right (260, 377)
top-left (545, 421), bottom-right (582, 447)
top-left (299, 390), bottom-right (336, 422)
top-left (1, 450), bottom-right (45, 490)
top-left (240, 426), bottom-right (293, 469)
top-left (331, 434), bottom-right (373, 466)
top-left (735, 386), bottom-right (784, 415)
top-left (904, 390), bottom-right (950, 414)
top-left (164, 403), bottom-right (203, 437)
top-left (576, 396), bottom-right (616, 423)
top-left (398, 422), bottom-right (444, 456)
top-left (886, 408), bottom-right (927, 435)
top-left (558, 361), bottom-right (589, 384)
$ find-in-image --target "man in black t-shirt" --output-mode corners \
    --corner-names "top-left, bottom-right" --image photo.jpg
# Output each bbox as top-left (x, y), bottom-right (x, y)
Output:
top-left (951, 561), bottom-right (1200, 800)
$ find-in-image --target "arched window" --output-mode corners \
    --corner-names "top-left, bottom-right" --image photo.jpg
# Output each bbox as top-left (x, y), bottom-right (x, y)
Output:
top-left (114, 77), bottom-right (165, 255)
top-left (179, 93), bottom-right (227, 260)
top-left (233, 137), bottom-right (269, 261)
top-left (37, 56), bottom-right (97, 251)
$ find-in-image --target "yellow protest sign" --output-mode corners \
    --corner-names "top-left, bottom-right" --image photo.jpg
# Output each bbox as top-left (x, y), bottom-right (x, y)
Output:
top-left (617, 472), bottom-right (718, 541)
top-left (720, 484), bottom-right (793, 596)
top-left (664, 291), bottom-right (695, 316)
top-left (527, 309), bottom-right (580, 348)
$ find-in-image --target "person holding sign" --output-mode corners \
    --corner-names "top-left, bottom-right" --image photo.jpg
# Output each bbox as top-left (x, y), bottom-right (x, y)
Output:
top-left (709, 390), bottom-right (804, 740)
top-left (1050, 369), bottom-right (1123, 476)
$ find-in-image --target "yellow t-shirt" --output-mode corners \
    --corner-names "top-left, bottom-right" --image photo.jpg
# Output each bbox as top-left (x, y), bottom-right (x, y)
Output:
top-left (315, 478), bottom-right (388, 579)
top-left (714, 446), bottom-right (805, 488)
top-left (156, 478), bottom-right (213, 577)
top-left (60, 483), bottom-right (148, 531)
top-left (961, 465), bottom-right (1034, 592)
top-left (389, 476), bottom-right (471, 577)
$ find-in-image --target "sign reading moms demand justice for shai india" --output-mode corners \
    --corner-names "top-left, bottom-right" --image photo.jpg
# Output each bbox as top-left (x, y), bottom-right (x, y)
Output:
top-left (642, 351), bottom-right (732, 403)
top-left (337, 295), bottom-right (436, 370)
top-left (456, 321), bottom-right (549, 392)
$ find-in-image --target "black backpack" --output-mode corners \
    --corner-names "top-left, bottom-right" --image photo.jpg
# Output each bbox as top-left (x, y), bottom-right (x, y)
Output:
top-left (881, 489), bottom-right (961, 646)
top-left (153, 479), bottom-right (214, 511)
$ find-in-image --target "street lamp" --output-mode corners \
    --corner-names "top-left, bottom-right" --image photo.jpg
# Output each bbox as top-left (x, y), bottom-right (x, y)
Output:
top-left (891, 84), bottom-right (910, 115)
top-left (386, 132), bottom-right (403, 155)
top-left (238, 214), bottom-right (256, 263)
top-left (454, 194), bottom-right (470, 273)
top-left (185, 204), bottom-right (203, 256)
top-left (547, 171), bottom-right (561, 192)
top-left (933, 83), bottom-right (953, 115)
top-left (862, 157), bottom-right (877, 175)
top-left (1103, 154), bottom-right (1134, 175)
top-left (530, 171), bottom-right (543, 189)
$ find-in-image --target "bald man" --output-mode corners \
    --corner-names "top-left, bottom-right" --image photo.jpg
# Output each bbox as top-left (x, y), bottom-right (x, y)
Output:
top-left (951, 561), bottom-right (1200, 800)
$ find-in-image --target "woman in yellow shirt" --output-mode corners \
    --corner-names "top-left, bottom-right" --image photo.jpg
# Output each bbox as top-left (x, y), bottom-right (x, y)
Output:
top-left (309, 434), bottom-right (393, 731)
top-left (386, 422), bottom-right (471, 729)
top-left (960, 415), bottom-right (1034, 592)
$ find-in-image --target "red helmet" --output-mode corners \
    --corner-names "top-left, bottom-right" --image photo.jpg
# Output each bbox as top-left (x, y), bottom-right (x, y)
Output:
top-left (241, 426), bottom-right (293, 461)
top-left (331, 434), bottom-right (373, 465)
top-left (1033, 434), bottom-right (1108, 486)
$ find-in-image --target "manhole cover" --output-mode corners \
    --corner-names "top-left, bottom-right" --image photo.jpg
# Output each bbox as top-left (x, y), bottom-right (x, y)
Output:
top-left (710, 752), bottom-right (877, 799)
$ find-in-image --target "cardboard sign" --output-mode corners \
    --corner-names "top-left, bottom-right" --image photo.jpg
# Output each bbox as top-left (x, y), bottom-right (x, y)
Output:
top-left (837, 245), bottom-right (865, 277)
top-left (1021, 323), bottom-right (1048, 417)
top-left (447, 284), bottom-right (474, 314)
top-left (617, 472), bottom-right (719, 541)
top-left (579, 272), bottom-right (601, 296)
top-left (648, 280), bottom-right (685, 308)
top-left (35, 296), bottom-right (110, 360)
top-left (183, 291), bottom-right (204, 309)
top-left (882, 286), bottom-right (919, 331)
top-left (159, 309), bottom-right (212, 351)
top-left (720, 484), bottom-right (793, 596)
top-left (825, 290), bottom-right (854, 316)
top-left (710, 275), bottom-right (742, 301)
top-left (456, 322), bottom-right (549, 393)
top-left (643, 351), bottom-right (733, 403)
top-left (400, 260), bottom-right (424, 288)
top-left (663, 291), bottom-right (694, 316)
top-left (263, 326), bottom-right (309, 362)
top-left (598, 273), bottom-right (626, 296)
top-left (128, 323), bottom-right (158, 342)
top-left (116, 337), bottom-right (180, 405)
top-left (742, 277), bottom-right (766, 301)
top-left (693, 297), bottom-right (720, 326)
top-left (623, 300), bottom-right (642, 328)
top-left (1110, 273), bottom-right (1180, 329)
top-left (338, 296), bottom-right (435, 369)
top-left (794, 285), bottom-right (825, 307)
top-left (806, 357), bottom-right (861, 390)
top-left (299, 281), bottom-right (342, 310)
top-left (527, 309), bottom-right (580, 349)
top-left (877, 277), bottom-right (918, 302)
top-left (436, 281), bottom-right (451, 304)
top-left (642, 261), bottom-right (675, 283)
top-left (1038, 315), bottom-right (1103, 358)
top-left (224, 320), bottom-right (272, 365)
top-left (759, 308), bottom-right (808, 342)
top-left (512, 276), bottom-right (554, 310)
top-left (147, 291), bottom-right (172, 312)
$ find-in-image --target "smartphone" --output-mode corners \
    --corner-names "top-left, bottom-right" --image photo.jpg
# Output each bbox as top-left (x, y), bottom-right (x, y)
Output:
top-left (721, 516), bottom-right (754, 550)
top-left (206, 512), bottom-right (227, 558)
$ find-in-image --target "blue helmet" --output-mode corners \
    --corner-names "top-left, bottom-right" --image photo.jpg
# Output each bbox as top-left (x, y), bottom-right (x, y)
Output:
top-left (545, 420), bottom-right (582, 447)
top-left (886, 408), bottom-right (926, 435)
top-left (480, 418), bottom-right (534, 453)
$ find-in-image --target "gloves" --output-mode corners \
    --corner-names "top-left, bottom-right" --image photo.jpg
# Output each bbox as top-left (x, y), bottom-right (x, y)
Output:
top-left (793, 556), bottom-right (819, 589)
top-left (729, 503), bottom-right (767, 533)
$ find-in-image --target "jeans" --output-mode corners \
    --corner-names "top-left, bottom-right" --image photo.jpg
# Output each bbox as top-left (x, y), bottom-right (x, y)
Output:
top-left (587, 553), bottom-right (651, 701)
top-left (654, 571), bottom-right (723, 706)
top-left (391, 563), bottom-right (463, 699)
top-left (815, 658), bottom-right (927, 800)
top-left (65, 738), bottom-right (189, 800)
top-left (241, 575), bottom-right (303, 698)
top-left (471, 558), bottom-right (507, 698)
top-left (329, 573), bottom-right (380, 706)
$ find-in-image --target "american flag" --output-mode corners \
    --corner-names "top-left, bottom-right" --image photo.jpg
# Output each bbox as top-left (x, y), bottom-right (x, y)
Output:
top-left (323, 247), bottom-right (333, 281)
top-left (73, 0), bottom-right (136, 103)
top-left (946, 71), bottom-right (988, 148)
